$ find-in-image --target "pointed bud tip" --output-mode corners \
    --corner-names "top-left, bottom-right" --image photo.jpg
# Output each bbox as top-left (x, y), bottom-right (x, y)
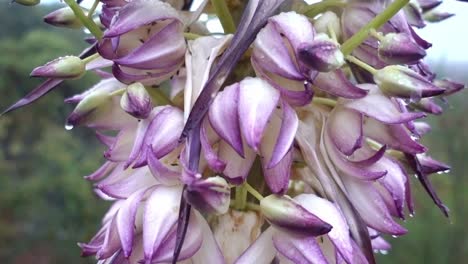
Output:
top-left (43, 7), bottom-right (83, 28)
top-left (378, 33), bottom-right (427, 65)
top-left (30, 56), bottom-right (85, 79)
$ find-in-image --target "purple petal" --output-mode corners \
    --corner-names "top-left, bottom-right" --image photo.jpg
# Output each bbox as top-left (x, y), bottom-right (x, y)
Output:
top-left (267, 101), bottom-right (298, 168)
top-left (238, 77), bottom-right (280, 151)
top-left (97, 167), bottom-right (157, 199)
top-left (200, 120), bottom-right (226, 172)
top-left (85, 161), bottom-right (117, 181)
top-left (185, 176), bottom-right (230, 215)
top-left (260, 194), bottom-right (332, 236)
top-left (104, 0), bottom-right (181, 37)
top-left (295, 194), bottom-right (354, 264)
top-left (147, 149), bottom-right (180, 185)
top-left (208, 83), bottom-right (244, 156)
top-left (364, 118), bottom-right (426, 154)
top-left (143, 186), bottom-right (182, 262)
top-left (116, 188), bottom-right (148, 257)
top-left (342, 177), bottom-right (407, 235)
top-left (234, 228), bottom-right (276, 264)
top-left (343, 84), bottom-right (425, 124)
top-left (262, 149), bottom-right (293, 194)
top-left (219, 140), bottom-right (256, 185)
top-left (272, 231), bottom-right (328, 264)
top-left (314, 70), bottom-right (368, 99)
top-left (328, 107), bottom-right (363, 156)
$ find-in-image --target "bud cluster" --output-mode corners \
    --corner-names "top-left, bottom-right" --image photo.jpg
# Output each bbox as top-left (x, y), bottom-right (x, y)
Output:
top-left (5, 0), bottom-right (465, 263)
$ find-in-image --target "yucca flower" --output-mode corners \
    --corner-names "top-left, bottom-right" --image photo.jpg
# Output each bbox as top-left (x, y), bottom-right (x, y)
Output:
top-left (4, 0), bottom-right (467, 263)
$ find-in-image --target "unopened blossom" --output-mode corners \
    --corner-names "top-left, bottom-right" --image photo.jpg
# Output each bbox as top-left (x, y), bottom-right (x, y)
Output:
top-left (2, 0), bottom-right (467, 263)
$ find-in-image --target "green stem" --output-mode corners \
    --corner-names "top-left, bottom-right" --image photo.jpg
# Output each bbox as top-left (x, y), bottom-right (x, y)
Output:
top-left (234, 184), bottom-right (248, 210)
top-left (82, 53), bottom-right (100, 64)
top-left (312, 96), bottom-right (337, 107)
top-left (210, 0), bottom-right (236, 34)
top-left (346, 55), bottom-right (377, 74)
top-left (184, 32), bottom-right (202, 40)
top-left (147, 88), bottom-right (173, 106)
top-left (87, 0), bottom-right (100, 19)
top-left (369, 28), bottom-right (385, 41)
top-left (245, 182), bottom-right (264, 201)
top-left (64, 0), bottom-right (103, 40)
top-left (302, 0), bottom-right (345, 18)
top-left (341, 0), bottom-right (409, 55)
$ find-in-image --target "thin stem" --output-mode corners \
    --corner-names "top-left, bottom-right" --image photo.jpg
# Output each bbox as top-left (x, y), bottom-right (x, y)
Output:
top-left (64, 0), bottom-right (103, 40)
top-left (327, 24), bottom-right (338, 43)
top-left (87, 0), bottom-right (100, 19)
top-left (82, 53), bottom-right (100, 64)
top-left (302, 0), bottom-right (345, 18)
top-left (210, 0), bottom-right (236, 34)
top-left (109, 88), bottom-right (126, 97)
top-left (346, 55), bottom-right (377, 74)
top-left (341, 0), bottom-right (409, 55)
top-left (234, 184), bottom-right (248, 210)
top-left (312, 96), bottom-right (337, 107)
top-left (184, 32), bottom-right (202, 40)
top-left (369, 28), bottom-right (384, 41)
top-left (147, 88), bottom-right (173, 105)
top-left (245, 182), bottom-right (264, 201)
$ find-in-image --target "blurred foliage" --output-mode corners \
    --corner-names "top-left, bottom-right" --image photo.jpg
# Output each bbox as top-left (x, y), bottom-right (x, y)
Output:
top-left (0, 2), bottom-right (467, 264)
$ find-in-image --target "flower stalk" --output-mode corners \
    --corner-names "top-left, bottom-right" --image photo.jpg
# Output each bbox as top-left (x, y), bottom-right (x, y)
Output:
top-left (64, 0), bottom-right (103, 39)
top-left (210, 0), bottom-right (236, 33)
top-left (341, 0), bottom-right (410, 55)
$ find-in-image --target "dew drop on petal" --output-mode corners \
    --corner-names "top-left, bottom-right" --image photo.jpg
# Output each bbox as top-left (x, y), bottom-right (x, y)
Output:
top-left (65, 123), bottom-right (74, 130)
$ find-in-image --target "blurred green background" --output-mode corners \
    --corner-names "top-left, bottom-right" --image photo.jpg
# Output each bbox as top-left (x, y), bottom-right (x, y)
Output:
top-left (0, 2), bottom-right (466, 264)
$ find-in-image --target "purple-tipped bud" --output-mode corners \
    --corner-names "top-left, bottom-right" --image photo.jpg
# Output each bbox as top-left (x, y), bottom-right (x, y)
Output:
top-left (260, 194), bottom-right (332, 236)
top-left (184, 176), bottom-right (230, 215)
top-left (314, 11), bottom-right (341, 39)
top-left (378, 33), bottom-right (426, 65)
top-left (418, 0), bottom-right (443, 11)
top-left (30, 56), bottom-right (85, 79)
top-left (417, 154), bottom-right (451, 175)
top-left (44, 7), bottom-right (83, 29)
top-left (414, 121), bottom-right (432, 135)
top-left (374, 65), bottom-right (445, 99)
top-left (404, 2), bottom-right (426, 28)
top-left (120, 82), bottom-right (152, 119)
top-left (298, 35), bottom-right (344, 72)
top-left (434, 79), bottom-right (465, 96)
top-left (424, 11), bottom-right (455, 23)
top-left (411, 98), bottom-right (443, 115)
top-left (13, 0), bottom-right (40, 6)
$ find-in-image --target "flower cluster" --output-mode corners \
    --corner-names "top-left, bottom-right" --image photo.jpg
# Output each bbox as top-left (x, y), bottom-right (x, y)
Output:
top-left (6, 0), bottom-right (466, 263)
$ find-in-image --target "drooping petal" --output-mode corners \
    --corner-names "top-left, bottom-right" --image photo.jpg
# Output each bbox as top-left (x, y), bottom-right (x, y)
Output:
top-left (272, 231), bottom-right (328, 264)
top-left (234, 228), bottom-right (276, 264)
top-left (295, 194), bottom-right (354, 264)
top-left (184, 176), bottom-right (230, 215)
top-left (342, 177), bottom-right (407, 235)
top-left (327, 107), bottom-right (363, 156)
top-left (260, 194), bottom-right (332, 236)
top-left (314, 70), bottom-right (368, 99)
top-left (238, 77), bottom-right (280, 151)
top-left (208, 83), bottom-right (244, 156)
top-left (342, 84), bottom-right (425, 124)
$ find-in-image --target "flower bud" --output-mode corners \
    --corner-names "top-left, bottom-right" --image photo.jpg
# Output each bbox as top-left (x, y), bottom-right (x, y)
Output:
top-left (433, 79), bottom-right (465, 96)
top-left (374, 65), bottom-right (445, 99)
top-left (298, 35), bottom-right (344, 72)
top-left (260, 194), bottom-right (332, 236)
top-left (378, 33), bottom-right (426, 65)
top-left (313, 11), bottom-right (341, 39)
top-left (43, 7), bottom-right (83, 29)
top-left (184, 176), bottom-right (231, 215)
top-left (410, 98), bottom-right (442, 115)
top-left (30, 56), bottom-right (85, 79)
top-left (423, 10), bottom-right (455, 23)
top-left (120, 83), bottom-right (152, 119)
top-left (13, 0), bottom-right (40, 6)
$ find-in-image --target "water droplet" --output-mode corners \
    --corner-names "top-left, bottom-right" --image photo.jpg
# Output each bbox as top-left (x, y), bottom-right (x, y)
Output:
top-left (409, 213), bottom-right (414, 218)
top-left (379, 250), bottom-right (388, 255)
top-left (392, 235), bottom-right (399, 238)
top-left (65, 123), bottom-right (74, 130)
